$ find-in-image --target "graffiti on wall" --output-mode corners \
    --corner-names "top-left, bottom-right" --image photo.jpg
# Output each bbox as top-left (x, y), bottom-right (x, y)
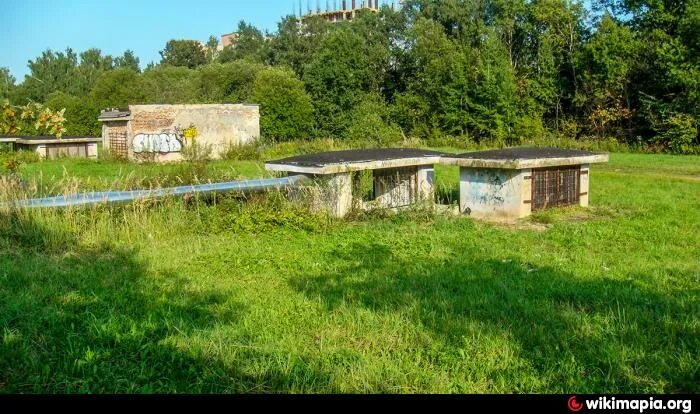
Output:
top-left (132, 133), bottom-right (183, 154)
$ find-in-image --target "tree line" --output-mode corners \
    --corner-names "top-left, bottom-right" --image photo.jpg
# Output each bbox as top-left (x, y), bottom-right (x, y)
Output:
top-left (1, 0), bottom-right (697, 153)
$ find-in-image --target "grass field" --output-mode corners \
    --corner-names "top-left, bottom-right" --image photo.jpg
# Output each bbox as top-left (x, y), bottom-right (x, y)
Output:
top-left (0, 151), bottom-right (698, 393)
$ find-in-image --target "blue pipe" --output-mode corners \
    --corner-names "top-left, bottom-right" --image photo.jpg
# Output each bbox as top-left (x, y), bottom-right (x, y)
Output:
top-left (10, 175), bottom-right (308, 209)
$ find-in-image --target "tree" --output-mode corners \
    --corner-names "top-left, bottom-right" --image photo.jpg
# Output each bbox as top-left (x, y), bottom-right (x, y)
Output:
top-left (45, 92), bottom-right (101, 136)
top-left (205, 36), bottom-right (220, 63)
top-left (74, 48), bottom-right (115, 96)
top-left (576, 14), bottom-right (638, 138)
top-left (0, 68), bottom-right (14, 101)
top-left (197, 61), bottom-right (264, 103)
top-left (90, 68), bottom-right (147, 109)
top-left (250, 67), bottom-right (315, 141)
top-left (269, 15), bottom-right (331, 77)
top-left (159, 40), bottom-right (208, 69)
top-left (217, 21), bottom-right (268, 63)
top-left (18, 48), bottom-right (79, 103)
top-left (142, 66), bottom-right (200, 104)
top-left (303, 23), bottom-right (390, 136)
top-left (115, 50), bottom-right (141, 72)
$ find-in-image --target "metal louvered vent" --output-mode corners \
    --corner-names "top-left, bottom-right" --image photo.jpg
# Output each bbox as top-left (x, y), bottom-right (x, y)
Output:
top-left (531, 166), bottom-right (580, 210)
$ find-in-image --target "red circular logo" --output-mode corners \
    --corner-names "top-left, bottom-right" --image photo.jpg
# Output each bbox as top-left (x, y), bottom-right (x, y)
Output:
top-left (568, 396), bottom-right (584, 412)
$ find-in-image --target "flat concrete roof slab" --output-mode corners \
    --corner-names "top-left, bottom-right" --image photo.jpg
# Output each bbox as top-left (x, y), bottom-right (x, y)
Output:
top-left (1, 136), bottom-right (102, 145)
top-left (98, 110), bottom-right (131, 121)
top-left (443, 147), bottom-right (609, 169)
top-left (266, 148), bottom-right (446, 174)
top-left (8, 136), bottom-right (101, 145)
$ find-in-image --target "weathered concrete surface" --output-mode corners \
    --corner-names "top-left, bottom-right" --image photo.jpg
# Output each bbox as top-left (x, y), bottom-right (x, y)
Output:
top-left (268, 149), bottom-right (441, 217)
top-left (373, 167), bottom-right (418, 209)
top-left (459, 167), bottom-right (532, 221)
top-left (372, 166), bottom-right (435, 209)
top-left (294, 172), bottom-right (354, 218)
top-left (99, 104), bottom-right (260, 162)
top-left (9, 137), bottom-right (101, 160)
top-left (579, 164), bottom-right (590, 207)
top-left (444, 147), bottom-right (608, 169)
top-left (417, 166), bottom-right (435, 203)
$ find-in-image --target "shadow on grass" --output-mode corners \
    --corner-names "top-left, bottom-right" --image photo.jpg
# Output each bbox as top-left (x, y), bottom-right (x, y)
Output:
top-left (0, 212), bottom-right (328, 393)
top-left (290, 242), bottom-right (699, 393)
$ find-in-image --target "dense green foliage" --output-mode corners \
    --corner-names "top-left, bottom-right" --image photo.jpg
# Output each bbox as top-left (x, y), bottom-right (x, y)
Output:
top-left (159, 40), bottom-right (208, 69)
top-left (0, 152), bottom-right (698, 392)
top-left (1, 1), bottom-right (697, 151)
top-left (250, 67), bottom-right (315, 141)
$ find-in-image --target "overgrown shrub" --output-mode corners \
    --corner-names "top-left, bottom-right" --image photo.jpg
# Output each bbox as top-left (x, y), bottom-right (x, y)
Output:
top-left (0, 149), bottom-right (40, 172)
top-left (45, 92), bottom-right (101, 136)
top-left (343, 95), bottom-right (403, 146)
top-left (654, 113), bottom-right (698, 154)
top-left (250, 67), bottom-right (315, 142)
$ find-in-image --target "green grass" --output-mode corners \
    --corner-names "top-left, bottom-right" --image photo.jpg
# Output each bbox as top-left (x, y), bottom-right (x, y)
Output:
top-left (0, 152), bottom-right (698, 393)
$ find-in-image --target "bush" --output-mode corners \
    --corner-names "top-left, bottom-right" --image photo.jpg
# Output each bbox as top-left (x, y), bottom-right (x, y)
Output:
top-left (343, 95), bottom-right (403, 146)
top-left (654, 113), bottom-right (698, 154)
top-left (250, 67), bottom-right (315, 142)
top-left (45, 92), bottom-right (101, 136)
top-left (90, 68), bottom-right (146, 109)
top-left (0, 149), bottom-right (40, 173)
top-left (198, 61), bottom-right (264, 103)
top-left (141, 66), bottom-right (200, 104)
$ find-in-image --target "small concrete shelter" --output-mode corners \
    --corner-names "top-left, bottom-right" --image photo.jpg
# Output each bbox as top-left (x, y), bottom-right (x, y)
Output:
top-left (266, 148), bottom-right (445, 217)
top-left (442, 147), bottom-right (609, 221)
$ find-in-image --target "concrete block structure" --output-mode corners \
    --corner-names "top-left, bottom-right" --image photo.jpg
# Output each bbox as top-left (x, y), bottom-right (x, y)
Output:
top-left (0, 135), bottom-right (100, 160)
top-left (442, 148), bottom-right (609, 221)
top-left (265, 148), bottom-right (444, 217)
top-left (98, 104), bottom-right (260, 162)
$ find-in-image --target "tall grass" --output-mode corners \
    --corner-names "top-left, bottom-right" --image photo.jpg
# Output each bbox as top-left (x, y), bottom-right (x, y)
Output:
top-left (0, 150), bottom-right (698, 393)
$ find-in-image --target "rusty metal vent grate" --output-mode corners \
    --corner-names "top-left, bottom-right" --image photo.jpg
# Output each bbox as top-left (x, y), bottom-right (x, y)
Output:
top-left (531, 166), bottom-right (580, 210)
top-left (109, 132), bottom-right (128, 158)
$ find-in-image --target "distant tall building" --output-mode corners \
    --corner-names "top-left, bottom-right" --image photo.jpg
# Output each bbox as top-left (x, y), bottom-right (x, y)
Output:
top-left (218, 32), bottom-right (239, 51)
top-left (298, 0), bottom-right (401, 23)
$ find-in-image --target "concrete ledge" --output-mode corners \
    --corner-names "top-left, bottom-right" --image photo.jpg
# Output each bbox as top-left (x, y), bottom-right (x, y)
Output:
top-left (442, 147), bottom-right (609, 169)
top-left (267, 156), bottom-right (444, 174)
top-left (0, 136), bottom-right (101, 145)
top-left (14, 137), bottom-right (101, 145)
top-left (443, 154), bottom-right (609, 169)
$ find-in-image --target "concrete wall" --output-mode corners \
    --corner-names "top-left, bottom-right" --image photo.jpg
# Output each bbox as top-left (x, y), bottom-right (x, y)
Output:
top-left (459, 168), bottom-right (532, 221)
top-left (372, 166), bottom-right (435, 209)
top-left (292, 173), bottom-right (354, 218)
top-left (579, 164), bottom-right (590, 207)
top-left (16, 142), bottom-right (98, 160)
top-left (128, 104), bottom-right (260, 162)
top-left (102, 104), bottom-right (260, 162)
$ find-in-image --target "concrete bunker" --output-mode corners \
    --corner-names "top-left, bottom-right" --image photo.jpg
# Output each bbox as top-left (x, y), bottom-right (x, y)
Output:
top-left (98, 104), bottom-right (260, 162)
top-left (0, 135), bottom-right (100, 160)
top-left (265, 148), bottom-right (445, 217)
top-left (442, 147), bottom-right (609, 221)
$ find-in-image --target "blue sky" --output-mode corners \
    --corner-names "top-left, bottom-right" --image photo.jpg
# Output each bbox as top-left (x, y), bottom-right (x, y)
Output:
top-left (0, 0), bottom-right (298, 80)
